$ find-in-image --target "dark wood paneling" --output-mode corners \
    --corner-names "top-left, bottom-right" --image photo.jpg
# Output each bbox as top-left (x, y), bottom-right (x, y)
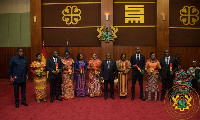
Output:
top-left (156, 0), bottom-right (169, 59)
top-left (169, 0), bottom-right (200, 46)
top-left (113, 27), bottom-right (156, 46)
top-left (30, 0), bottom-right (42, 62)
top-left (0, 47), bottom-right (31, 79)
top-left (43, 28), bottom-right (101, 47)
top-left (170, 47), bottom-right (200, 70)
top-left (114, 3), bottom-right (156, 25)
top-left (42, 4), bottom-right (101, 27)
top-left (101, 0), bottom-right (114, 60)
top-left (43, 0), bottom-right (101, 2)
top-left (169, 0), bottom-right (200, 27)
top-left (114, 0), bottom-right (156, 2)
top-left (169, 29), bottom-right (200, 46)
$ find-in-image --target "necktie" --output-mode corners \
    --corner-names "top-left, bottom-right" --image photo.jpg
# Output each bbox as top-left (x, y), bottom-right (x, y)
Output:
top-left (137, 55), bottom-right (139, 64)
top-left (166, 57), bottom-right (169, 66)
top-left (54, 58), bottom-right (57, 64)
top-left (107, 60), bottom-right (110, 69)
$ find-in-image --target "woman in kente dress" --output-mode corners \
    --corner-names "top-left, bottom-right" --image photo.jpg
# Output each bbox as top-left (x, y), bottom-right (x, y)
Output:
top-left (74, 53), bottom-right (88, 97)
top-left (145, 52), bottom-right (161, 101)
top-left (30, 53), bottom-right (47, 103)
top-left (116, 53), bottom-right (131, 99)
top-left (61, 51), bottom-right (74, 100)
top-left (87, 53), bottom-right (102, 97)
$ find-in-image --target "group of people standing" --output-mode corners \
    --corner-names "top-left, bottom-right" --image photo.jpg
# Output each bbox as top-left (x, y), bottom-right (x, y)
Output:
top-left (9, 47), bottom-right (184, 108)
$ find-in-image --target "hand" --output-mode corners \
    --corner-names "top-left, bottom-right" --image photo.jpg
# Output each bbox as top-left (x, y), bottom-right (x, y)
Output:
top-left (37, 73), bottom-right (40, 77)
top-left (56, 69), bottom-right (61, 73)
top-left (52, 70), bottom-right (58, 75)
top-left (147, 72), bottom-right (151, 76)
top-left (124, 70), bottom-right (128, 74)
top-left (10, 77), bottom-right (13, 82)
top-left (26, 75), bottom-right (28, 80)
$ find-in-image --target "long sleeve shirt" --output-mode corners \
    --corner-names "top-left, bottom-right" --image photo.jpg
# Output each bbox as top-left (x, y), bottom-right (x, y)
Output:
top-left (8, 55), bottom-right (28, 83)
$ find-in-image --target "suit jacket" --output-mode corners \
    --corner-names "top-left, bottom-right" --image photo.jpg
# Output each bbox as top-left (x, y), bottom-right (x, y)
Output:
top-left (159, 56), bottom-right (178, 79)
top-left (100, 60), bottom-right (117, 80)
top-left (130, 54), bottom-right (145, 75)
top-left (46, 57), bottom-right (63, 79)
top-left (195, 69), bottom-right (200, 79)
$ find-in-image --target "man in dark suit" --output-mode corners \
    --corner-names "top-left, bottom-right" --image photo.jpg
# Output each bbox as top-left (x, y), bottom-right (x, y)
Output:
top-left (100, 54), bottom-right (118, 100)
top-left (46, 51), bottom-right (63, 103)
top-left (130, 47), bottom-right (145, 101)
top-left (160, 50), bottom-right (177, 101)
top-left (9, 48), bottom-right (28, 108)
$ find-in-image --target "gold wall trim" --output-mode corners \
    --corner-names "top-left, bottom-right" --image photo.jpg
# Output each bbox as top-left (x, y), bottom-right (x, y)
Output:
top-left (43, 26), bottom-right (101, 29)
top-left (43, 2), bottom-right (101, 5)
top-left (114, 25), bottom-right (156, 28)
top-left (169, 27), bottom-right (200, 30)
top-left (114, 2), bottom-right (155, 4)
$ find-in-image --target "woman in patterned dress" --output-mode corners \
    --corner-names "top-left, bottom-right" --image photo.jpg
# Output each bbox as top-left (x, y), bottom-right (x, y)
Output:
top-left (116, 53), bottom-right (131, 99)
top-left (145, 52), bottom-right (161, 101)
top-left (61, 51), bottom-right (74, 100)
top-left (74, 53), bottom-right (88, 97)
top-left (30, 53), bottom-right (47, 103)
top-left (87, 53), bottom-right (102, 97)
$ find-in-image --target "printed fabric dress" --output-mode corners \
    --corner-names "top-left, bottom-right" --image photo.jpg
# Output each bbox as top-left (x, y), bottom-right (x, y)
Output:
top-left (116, 60), bottom-right (131, 97)
top-left (74, 60), bottom-right (88, 97)
top-left (61, 58), bottom-right (74, 99)
top-left (88, 59), bottom-right (102, 97)
top-left (145, 59), bottom-right (161, 101)
top-left (173, 69), bottom-right (192, 96)
top-left (30, 61), bottom-right (47, 100)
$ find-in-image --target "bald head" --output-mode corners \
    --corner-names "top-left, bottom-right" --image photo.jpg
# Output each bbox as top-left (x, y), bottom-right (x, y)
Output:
top-left (164, 50), bottom-right (170, 57)
top-left (136, 47), bottom-right (140, 54)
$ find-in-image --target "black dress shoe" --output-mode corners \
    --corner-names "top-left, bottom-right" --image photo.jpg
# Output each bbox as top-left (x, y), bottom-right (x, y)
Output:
top-left (15, 103), bottom-right (19, 108)
top-left (56, 98), bottom-right (63, 101)
top-left (123, 96), bottom-right (126, 99)
top-left (120, 96), bottom-right (123, 99)
top-left (160, 97), bottom-right (164, 101)
top-left (104, 96), bottom-right (107, 100)
top-left (140, 97), bottom-right (145, 101)
top-left (50, 98), bottom-right (54, 103)
top-left (131, 97), bottom-right (134, 101)
top-left (21, 102), bottom-right (28, 106)
top-left (110, 96), bottom-right (115, 100)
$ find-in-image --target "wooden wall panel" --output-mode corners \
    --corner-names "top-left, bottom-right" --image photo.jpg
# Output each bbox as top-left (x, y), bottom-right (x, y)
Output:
top-left (30, 0), bottom-right (42, 62)
top-left (169, 47), bottom-right (200, 70)
top-left (0, 47), bottom-right (31, 79)
top-left (156, 0), bottom-right (169, 59)
top-left (101, 0), bottom-right (114, 59)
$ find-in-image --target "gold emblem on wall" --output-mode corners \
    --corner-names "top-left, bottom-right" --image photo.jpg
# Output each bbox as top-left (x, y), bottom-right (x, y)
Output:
top-left (180, 6), bottom-right (199, 25)
top-left (125, 5), bottom-right (144, 24)
top-left (97, 26), bottom-right (118, 43)
top-left (62, 6), bottom-right (81, 25)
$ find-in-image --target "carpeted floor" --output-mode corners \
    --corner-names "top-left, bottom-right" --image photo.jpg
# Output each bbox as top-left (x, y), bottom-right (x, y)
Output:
top-left (0, 80), bottom-right (199, 120)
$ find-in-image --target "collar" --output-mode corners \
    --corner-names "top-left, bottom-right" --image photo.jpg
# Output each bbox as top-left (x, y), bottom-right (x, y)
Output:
top-left (17, 55), bottom-right (24, 59)
top-left (165, 56), bottom-right (170, 59)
